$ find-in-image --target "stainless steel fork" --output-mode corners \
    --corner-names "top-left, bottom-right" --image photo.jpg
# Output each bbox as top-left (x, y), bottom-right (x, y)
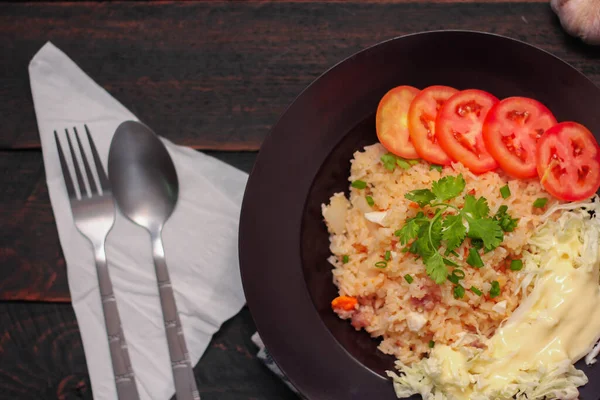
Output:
top-left (54, 125), bottom-right (140, 400)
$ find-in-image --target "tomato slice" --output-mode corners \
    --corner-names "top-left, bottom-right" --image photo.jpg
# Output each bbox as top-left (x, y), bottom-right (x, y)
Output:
top-left (482, 97), bottom-right (557, 179)
top-left (408, 85), bottom-right (458, 165)
top-left (536, 122), bottom-right (600, 201)
top-left (436, 89), bottom-right (499, 174)
top-left (376, 86), bottom-right (420, 159)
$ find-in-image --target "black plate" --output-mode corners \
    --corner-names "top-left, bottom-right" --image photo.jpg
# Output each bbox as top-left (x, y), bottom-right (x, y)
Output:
top-left (239, 31), bottom-right (600, 399)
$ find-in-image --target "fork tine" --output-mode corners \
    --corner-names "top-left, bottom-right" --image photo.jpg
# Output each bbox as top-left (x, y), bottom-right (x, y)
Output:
top-left (74, 127), bottom-right (99, 195)
top-left (65, 128), bottom-right (87, 199)
top-left (54, 130), bottom-right (76, 199)
top-left (85, 125), bottom-right (110, 191)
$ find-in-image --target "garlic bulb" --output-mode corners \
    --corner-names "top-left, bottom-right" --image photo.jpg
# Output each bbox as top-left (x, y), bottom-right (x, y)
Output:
top-left (551, 0), bottom-right (600, 45)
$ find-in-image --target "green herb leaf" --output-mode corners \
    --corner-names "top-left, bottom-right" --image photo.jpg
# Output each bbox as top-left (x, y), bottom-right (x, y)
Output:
top-left (396, 158), bottom-right (412, 170)
top-left (463, 195), bottom-right (490, 219)
top-left (408, 159), bottom-right (420, 166)
top-left (425, 216), bottom-right (443, 250)
top-left (430, 164), bottom-right (443, 173)
top-left (467, 218), bottom-right (503, 251)
top-left (405, 189), bottom-right (436, 207)
top-left (366, 196), bottom-right (375, 207)
top-left (374, 261), bottom-right (388, 269)
top-left (342, 255), bottom-right (349, 264)
top-left (510, 259), bottom-right (523, 271)
top-left (466, 247), bottom-right (484, 268)
top-left (453, 285), bottom-right (466, 299)
top-left (409, 219), bottom-right (440, 259)
top-left (432, 174), bottom-right (466, 201)
top-left (404, 274), bottom-right (414, 284)
top-left (533, 197), bottom-right (548, 208)
top-left (500, 185), bottom-right (511, 199)
top-left (380, 154), bottom-right (397, 171)
top-left (429, 340), bottom-right (435, 348)
top-left (384, 250), bottom-right (391, 261)
top-left (470, 286), bottom-right (483, 296)
top-left (424, 252), bottom-right (448, 284)
top-left (490, 280), bottom-right (501, 298)
top-left (442, 214), bottom-right (467, 251)
top-left (395, 214), bottom-right (425, 245)
top-left (352, 180), bottom-right (367, 189)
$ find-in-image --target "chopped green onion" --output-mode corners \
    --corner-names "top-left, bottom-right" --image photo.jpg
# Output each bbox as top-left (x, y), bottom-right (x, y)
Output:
top-left (533, 197), bottom-right (548, 208)
top-left (466, 248), bottom-right (484, 268)
top-left (497, 205), bottom-right (508, 215)
top-left (453, 285), bottom-right (465, 299)
top-left (429, 340), bottom-right (435, 348)
top-left (430, 164), bottom-right (443, 172)
top-left (366, 195), bottom-right (375, 207)
top-left (384, 250), bottom-right (391, 261)
top-left (490, 280), bottom-right (501, 298)
top-left (443, 258), bottom-right (459, 267)
top-left (447, 274), bottom-right (459, 284)
top-left (352, 180), bottom-right (367, 189)
top-left (375, 261), bottom-right (388, 269)
top-left (380, 154), bottom-right (397, 171)
top-left (510, 259), bottom-right (523, 271)
top-left (450, 250), bottom-right (460, 257)
top-left (471, 238), bottom-right (484, 250)
top-left (452, 269), bottom-right (466, 280)
top-left (396, 158), bottom-right (412, 170)
top-left (500, 185), bottom-right (511, 199)
top-left (401, 247), bottom-right (410, 253)
top-left (342, 255), bottom-right (349, 264)
top-left (404, 274), bottom-right (414, 284)
top-left (470, 286), bottom-right (483, 296)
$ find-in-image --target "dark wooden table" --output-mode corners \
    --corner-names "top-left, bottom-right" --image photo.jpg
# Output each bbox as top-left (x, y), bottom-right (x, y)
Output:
top-left (1, 1), bottom-right (599, 399)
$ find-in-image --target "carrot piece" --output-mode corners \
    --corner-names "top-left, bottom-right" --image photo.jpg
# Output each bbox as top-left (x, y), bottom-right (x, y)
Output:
top-left (409, 202), bottom-right (420, 209)
top-left (331, 296), bottom-right (358, 311)
top-left (352, 243), bottom-right (368, 253)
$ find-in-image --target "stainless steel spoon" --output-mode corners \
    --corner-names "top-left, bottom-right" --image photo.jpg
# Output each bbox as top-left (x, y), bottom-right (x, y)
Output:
top-left (108, 120), bottom-right (200, 400)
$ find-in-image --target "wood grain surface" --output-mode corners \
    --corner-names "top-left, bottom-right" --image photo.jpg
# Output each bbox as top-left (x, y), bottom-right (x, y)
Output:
top-left (1, 1), bottom-right (599, 152)
top-left (0, 303), bottom-right (297, 400)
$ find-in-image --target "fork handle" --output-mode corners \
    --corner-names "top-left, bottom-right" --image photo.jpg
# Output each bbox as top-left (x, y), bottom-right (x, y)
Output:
top-left (151, 232), bottom-right (200, 400)
top-left (95, 243), bottom-right (141, 400)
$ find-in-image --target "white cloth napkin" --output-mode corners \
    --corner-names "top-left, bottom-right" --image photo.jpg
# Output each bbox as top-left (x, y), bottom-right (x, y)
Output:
top-left (29, 42), bottom-right (248, 400)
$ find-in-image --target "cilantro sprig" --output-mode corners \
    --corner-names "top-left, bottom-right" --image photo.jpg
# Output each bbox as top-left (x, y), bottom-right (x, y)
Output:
top-left (396, 174), bottom-right (518, 284)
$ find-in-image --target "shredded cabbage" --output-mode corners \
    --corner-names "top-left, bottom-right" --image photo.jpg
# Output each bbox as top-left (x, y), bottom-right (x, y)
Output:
top-left (387, 196), bottom-right (600, 400)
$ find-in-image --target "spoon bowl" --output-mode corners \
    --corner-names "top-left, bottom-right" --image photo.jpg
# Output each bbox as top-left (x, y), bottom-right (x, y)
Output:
top-left (108, 121), bottom-right (178, 231)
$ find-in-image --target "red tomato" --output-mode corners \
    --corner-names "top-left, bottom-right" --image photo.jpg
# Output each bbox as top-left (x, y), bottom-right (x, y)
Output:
top-left (376, 86), bottom-right (421, 159)
top-left (536, 122), bottom-right (600, 201)
top-left (482, 97), bottom-right (557, 179)
top-left (408, 85), bottom-right (458, 165)
top-left (436, 89), bottom-right (499, 174)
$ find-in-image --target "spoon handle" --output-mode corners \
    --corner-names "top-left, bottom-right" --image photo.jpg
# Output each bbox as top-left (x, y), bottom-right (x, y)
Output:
top-left (151, 232), bottom-right (200, 400)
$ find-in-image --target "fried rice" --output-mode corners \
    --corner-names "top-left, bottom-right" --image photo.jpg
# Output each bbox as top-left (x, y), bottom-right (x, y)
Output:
top-left (322, 143), bottom-right (561, 364)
